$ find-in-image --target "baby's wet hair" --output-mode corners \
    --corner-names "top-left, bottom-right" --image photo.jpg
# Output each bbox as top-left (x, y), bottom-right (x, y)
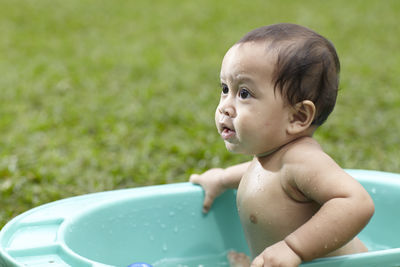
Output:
top-left (237, 23), bottom-right (340, 126)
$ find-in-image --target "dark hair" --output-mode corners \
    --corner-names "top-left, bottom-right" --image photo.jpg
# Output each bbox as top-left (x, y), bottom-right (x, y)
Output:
top-left (237, 23), bottom-right (340, 126)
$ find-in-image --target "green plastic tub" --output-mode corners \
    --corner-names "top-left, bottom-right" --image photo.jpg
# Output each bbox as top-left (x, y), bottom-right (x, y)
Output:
top-left (1, 170), bottom-right (400, 267)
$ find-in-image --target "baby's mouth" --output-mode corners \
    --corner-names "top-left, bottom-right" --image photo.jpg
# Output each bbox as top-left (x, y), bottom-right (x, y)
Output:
top-left (221, 126), bottom-right (236, 140)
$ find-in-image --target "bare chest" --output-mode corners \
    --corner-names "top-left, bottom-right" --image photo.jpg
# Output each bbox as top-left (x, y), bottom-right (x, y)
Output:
top-left (236, 165), bottom-right (319, 255)
top-left (237, 169), bottom-right (296, 227)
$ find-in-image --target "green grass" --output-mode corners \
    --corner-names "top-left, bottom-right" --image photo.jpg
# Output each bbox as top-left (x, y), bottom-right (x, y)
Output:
top-left (1, 0), bottom-right (399, 228)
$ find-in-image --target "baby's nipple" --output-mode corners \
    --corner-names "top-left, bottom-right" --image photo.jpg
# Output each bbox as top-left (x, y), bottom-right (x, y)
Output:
top-left (249, 214), bottom-right (257, 224)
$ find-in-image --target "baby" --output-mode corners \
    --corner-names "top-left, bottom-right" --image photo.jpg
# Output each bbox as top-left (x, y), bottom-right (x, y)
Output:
top-left (190, 23), bottom-right (374, 267)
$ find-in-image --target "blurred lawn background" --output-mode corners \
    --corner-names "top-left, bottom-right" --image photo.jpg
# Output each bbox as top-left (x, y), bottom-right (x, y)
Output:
top-left (1, 0), bottom-right (399, 228)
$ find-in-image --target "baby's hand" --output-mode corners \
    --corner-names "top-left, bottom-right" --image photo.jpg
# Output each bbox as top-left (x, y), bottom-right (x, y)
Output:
top-left (189, 168), bottom-right (227, 213)
top-left (251, 241), bottom-right (301, 267)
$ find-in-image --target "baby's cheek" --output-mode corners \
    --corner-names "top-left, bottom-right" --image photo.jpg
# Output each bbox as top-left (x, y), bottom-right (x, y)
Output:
top-left (236, 114), bottom-right (256, 132)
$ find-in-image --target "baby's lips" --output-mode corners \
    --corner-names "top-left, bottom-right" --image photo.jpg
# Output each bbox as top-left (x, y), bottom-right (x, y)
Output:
top-left (221, 128), bottom-right (236, 140)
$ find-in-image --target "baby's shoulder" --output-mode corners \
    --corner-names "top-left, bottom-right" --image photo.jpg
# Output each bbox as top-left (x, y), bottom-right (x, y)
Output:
top-left (279, 138), bottom-right (342, 191)
top-left (281, 137), bottom-right (333, 169)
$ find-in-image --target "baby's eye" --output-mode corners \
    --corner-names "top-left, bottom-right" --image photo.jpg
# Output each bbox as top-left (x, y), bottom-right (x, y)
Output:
top-left (221, 84), bottom-right (229, 94)
top-left (239, 88), bottom-right (251, 99)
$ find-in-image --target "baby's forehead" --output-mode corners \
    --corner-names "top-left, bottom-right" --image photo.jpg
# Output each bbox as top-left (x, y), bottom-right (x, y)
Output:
top-left (226, 41), bottom-right (272, 57)
top-left (221, 42), bottom-right (277, 78)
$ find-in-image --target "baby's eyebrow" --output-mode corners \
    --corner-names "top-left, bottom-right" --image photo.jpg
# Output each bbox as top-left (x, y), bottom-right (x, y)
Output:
top-left (236, 75), bottom-right (252, 81)
top-left (233, 75), bottom-right (257, 86)
top-left (220, 73), bottom-right (253, 82)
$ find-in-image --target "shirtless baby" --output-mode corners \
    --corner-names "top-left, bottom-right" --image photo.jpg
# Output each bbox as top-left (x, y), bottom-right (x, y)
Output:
top-left (190, 23), bottom-right (374, 267)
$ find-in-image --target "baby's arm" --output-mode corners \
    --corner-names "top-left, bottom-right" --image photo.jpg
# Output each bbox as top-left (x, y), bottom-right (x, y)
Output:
top-left (251, 149), bottom-right (374, 266)
top-left (190, 161), bottom-right (250, 213)
top-left (282, 149), bottom-right (374, 262)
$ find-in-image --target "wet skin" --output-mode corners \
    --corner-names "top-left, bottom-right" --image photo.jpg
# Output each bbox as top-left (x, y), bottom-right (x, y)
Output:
top-left (193, 40), bottom-right (374, 266)
top-left (236, 142), bottom-right (368, 259)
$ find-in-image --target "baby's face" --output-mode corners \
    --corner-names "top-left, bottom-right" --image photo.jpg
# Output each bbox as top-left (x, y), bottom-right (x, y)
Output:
top-left (215, 42), bottom-right (292, 156)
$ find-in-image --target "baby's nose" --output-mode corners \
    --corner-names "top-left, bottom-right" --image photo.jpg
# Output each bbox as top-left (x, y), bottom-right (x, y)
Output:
top-left (218, 104), bottom-right (235, 117)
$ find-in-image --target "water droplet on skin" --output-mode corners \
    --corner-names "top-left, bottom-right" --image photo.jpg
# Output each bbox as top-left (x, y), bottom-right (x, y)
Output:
top-left (173, 226), bottom-right (179, 233)
top-left (162, 243), bottom-right (168, 252)
top-left (169, 211), bottom-right (175, 216)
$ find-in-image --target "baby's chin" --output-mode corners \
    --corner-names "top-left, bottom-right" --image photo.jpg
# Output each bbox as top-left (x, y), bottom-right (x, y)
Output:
top-left (225, 142), bottom-right (273, 157)
top-left (224, 142), bottom-right (242, 154)
top-left (224, 142), bottom-right (253, 155)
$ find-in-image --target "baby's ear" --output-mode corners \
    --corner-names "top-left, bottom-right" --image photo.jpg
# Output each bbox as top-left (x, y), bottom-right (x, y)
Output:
top-left (287, 100), bottom-right (316, 135)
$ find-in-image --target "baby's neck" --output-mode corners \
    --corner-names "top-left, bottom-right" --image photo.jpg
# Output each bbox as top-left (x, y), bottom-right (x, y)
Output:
top-left (255, 133), bottom-right (315, 160)
top-left (255, 145), bottom-right (283, 158)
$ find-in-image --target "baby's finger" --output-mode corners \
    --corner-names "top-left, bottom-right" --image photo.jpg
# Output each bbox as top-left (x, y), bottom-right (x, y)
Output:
top-left (202, 192), bottom-right (215, 213)
top-left (189, 174), bottom-right (200, 184)
top-left (250, 256), bottom-right (264, 267)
